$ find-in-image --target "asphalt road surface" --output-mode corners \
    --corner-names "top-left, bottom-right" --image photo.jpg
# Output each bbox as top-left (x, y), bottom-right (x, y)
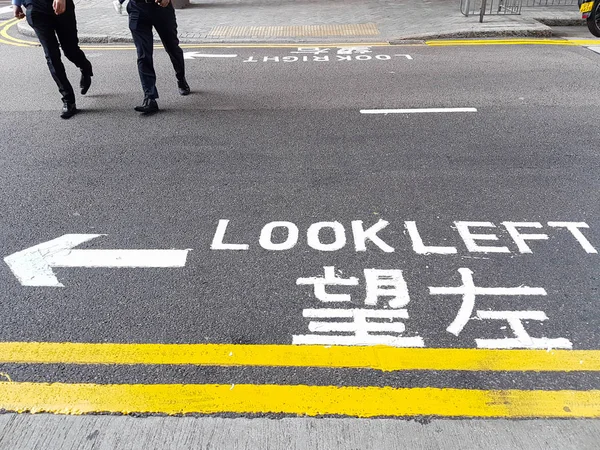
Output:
top-left (0, 26), bottom-right (599, 448)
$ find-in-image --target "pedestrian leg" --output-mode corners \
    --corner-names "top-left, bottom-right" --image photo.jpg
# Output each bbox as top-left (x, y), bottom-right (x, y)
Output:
top-left (55, 0), bottom-right (93, 76)
top-left (128, 1), bottom-right (159, 99)
top-left (153, 3), bottom-right (185, 82)
top-left (26, 9), bottom-right (75, 104)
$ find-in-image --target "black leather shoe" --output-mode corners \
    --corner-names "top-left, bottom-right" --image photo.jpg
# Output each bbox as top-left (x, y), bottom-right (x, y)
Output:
top-left (177, 79), bottom-right (190, 96)
top-left (134, 98), bottom-right (159, 114)
top-left (80, 72), bottom-right (92, 95)
top-left (60, 101), bottom-right (77, 119)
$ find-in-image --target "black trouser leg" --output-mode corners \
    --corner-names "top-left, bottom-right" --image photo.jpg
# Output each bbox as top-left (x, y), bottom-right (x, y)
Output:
top-left (26, 9), bottom-right (75, 103)
top-left (55, 0), bottom-right (92, 76)
top-left (128, 1), bottom-right (158, 99)
top-left (153, 4), bottom-right (185, 82)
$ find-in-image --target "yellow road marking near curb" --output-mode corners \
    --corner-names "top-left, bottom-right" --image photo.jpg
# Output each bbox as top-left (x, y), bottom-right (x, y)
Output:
top-left (426, 38), bottom-right (600, 46)
top-left (566, 39), bottom-right (600, 45)
top-left (426, 39), bottom-right (580, 46)
top-left (0, 18), bottom-right (37, 46)
top-left (1, 342), bottom-right (600, 372)
top-left (1, 382), bottom-right (599, 417)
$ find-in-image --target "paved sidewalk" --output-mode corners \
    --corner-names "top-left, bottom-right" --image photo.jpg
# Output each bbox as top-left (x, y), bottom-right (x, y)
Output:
top-left (15, 0), bottom-right (585, 44)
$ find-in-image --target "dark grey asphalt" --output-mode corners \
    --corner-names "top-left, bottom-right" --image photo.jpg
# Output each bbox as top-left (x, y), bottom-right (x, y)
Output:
top-left (0, 41), bottom-right (599, 392)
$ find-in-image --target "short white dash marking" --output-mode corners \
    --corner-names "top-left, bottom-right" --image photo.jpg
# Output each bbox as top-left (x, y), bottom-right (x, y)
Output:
top-left (184, 52), bottom-right (238, 60)
top-left (360, 108), bottom-right (477, 114)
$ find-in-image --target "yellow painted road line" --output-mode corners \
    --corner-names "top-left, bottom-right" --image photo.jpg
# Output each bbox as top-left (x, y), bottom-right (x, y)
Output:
top-left (0, 18), bottom-right (37, 46)
top-left (1, 342), bottom-right (600, 372)
top-left (566, 39), bottom-right (600, 45)
top-left (426, 39), bottom-right (579, 46)
top-left (1, 382), bottom-right (599, 417)
top-left (0, 37), bottom-right (27, 47)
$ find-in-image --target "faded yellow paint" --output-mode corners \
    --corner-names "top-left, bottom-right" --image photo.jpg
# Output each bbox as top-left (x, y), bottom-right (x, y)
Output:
top-left (1, 342), bottom-right (599, 372)
top-left (1, 382), bottom-right (599, 417)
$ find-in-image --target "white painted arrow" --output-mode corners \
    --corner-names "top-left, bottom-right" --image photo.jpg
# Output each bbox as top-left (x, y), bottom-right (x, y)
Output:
top-left (183, 52), bottom-right (238, 60)
top-left (4, 234), bottom-right (189, 287)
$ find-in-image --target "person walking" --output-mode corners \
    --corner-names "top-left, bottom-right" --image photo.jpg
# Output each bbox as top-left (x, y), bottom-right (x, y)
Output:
top-left (127, 0), bottom-right (190, 115)
top-left (12, 0), bottom-right (93, 119)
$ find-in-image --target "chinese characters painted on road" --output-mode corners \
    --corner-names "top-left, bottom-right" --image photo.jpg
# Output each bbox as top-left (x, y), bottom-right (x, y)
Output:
top-left (293, 266), bottom-right (572, 350)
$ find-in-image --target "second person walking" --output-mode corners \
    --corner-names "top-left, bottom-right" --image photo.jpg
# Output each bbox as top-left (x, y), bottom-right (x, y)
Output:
top-left (127, 0), bottom-right (190, 114)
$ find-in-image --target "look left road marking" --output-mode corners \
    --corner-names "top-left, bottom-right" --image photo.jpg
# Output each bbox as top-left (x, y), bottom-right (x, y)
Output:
top-left (1, 382), bottom-right (599, 417)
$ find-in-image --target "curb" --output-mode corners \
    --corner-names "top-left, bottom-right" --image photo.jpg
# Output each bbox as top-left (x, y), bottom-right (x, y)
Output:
top-left (536, 18), bottom-right (586, 26)
top-left (16, 18), bottom-right (585, 46)
top-left (15, 22), bottom-right (389, 44)
top-left (390, 28), bottom-right (554, 43)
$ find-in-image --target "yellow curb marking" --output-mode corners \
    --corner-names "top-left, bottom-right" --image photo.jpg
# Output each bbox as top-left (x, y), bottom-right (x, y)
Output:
top-left (1, 382), bottom-right (599, 417)
top-left (2, 342), bottom-right (600, 372)
top-left (426, 38), bottom-right (600, 46)
top-left (0, 18), bottom-right (38, 46)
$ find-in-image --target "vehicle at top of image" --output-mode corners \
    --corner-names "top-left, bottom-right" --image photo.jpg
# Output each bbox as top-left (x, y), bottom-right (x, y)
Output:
top-left (580, 0), bottom-right (600, 36)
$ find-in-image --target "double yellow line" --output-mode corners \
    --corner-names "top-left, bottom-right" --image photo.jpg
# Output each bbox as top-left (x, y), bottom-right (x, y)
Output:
top-left (0, 18), bottom-right (37, 47)
top-left (1, 342), bottom-right (600, 417)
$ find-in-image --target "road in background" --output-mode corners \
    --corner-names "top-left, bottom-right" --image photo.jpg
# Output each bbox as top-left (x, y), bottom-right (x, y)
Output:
top-left (0, 36), bottom-right (599, 447)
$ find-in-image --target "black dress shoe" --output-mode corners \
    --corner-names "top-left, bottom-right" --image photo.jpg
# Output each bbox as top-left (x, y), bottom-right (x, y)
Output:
top-left (80, 72), bottom-right (92, 95)
top-left (177, 79), bottom-right (190, 96)
top-left (134, 98), bottom-right (159, 114)
top-left (60, 101), bottom-right (77, 119)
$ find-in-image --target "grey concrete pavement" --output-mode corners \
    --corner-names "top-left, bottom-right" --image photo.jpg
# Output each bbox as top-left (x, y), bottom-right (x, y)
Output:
top-left (11, 0), bottom-right (588, 44)
top-left (0, 414), bottom-right (599, 450)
